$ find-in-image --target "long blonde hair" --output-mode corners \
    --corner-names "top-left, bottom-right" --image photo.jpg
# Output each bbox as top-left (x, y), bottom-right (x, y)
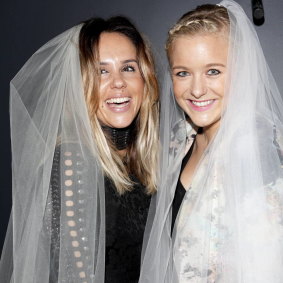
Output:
top-left (79, 16), bottom-right (159, 194)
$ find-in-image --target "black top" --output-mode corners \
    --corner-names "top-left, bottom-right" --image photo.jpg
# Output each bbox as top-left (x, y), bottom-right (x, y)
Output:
top-left (171, 141), bottom-right (195, 234)
top-left (104, 177), bottom-right (150, 283)
top-left (49, 147), bottom-right (150, 283)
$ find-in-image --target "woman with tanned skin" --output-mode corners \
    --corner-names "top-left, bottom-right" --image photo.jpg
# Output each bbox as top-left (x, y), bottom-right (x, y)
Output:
top-left (0, 16), bottom-right (159, 283)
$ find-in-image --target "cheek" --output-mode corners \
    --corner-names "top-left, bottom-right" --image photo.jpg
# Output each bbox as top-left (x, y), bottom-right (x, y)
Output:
top-left (211, 77), bottom-right (226, 97)
top-left (135, 77), bottom-right (145, 90)
top-left (173, 81), bottom-right (186, 99)
top-left (220, 78), bottom-right (226, 97)
top-left (138, 79), bottom-right (145, 92)
top-left (132, 79), bottom-right (144, 100)
top-left (98, 82), bottom-right (107, 105)
top-left (135, 88), bottom-right (144, 111)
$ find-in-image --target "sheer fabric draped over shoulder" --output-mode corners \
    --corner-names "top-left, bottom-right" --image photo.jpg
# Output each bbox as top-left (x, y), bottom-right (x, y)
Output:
top-left (0, 26), bottom-right (106, 282)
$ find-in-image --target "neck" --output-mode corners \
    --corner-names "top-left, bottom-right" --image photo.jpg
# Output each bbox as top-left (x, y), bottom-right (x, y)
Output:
top-left (196, 122), bottom-right (220, 149)
top-left (101, 122), bottom-right (136, 151)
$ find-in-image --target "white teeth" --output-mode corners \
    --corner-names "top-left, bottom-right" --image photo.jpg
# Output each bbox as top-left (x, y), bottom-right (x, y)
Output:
top-left (106, 97), bottom-right (130, 104)
top-left (192, 100), bottom-right (214, 107)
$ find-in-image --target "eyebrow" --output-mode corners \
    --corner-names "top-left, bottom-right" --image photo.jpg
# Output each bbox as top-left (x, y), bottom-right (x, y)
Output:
top-left (100, 59), bottom-right (138, 65)
top-left (206, 63), bottom-right (226, 68)
top-left (172, 63), bottom-right (226, 70)
top-left (172, 66), bottom-right (188, 70)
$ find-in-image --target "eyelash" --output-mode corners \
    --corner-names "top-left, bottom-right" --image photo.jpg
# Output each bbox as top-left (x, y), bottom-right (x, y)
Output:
top-left (207, 69), bottom-right (220, 75)
top-left (175, 71), bottom-right (189, 77)
top-left (122, 64), bottom-right (135, 72)
top-left (100, 64), bottom-right (136, 74)
top-left (174, 69), bottom-right (221, 77)
top-left (100, 69), bottom-right (108, 74)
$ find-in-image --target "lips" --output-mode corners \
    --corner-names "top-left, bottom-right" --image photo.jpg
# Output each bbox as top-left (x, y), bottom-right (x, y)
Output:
top-left (105, 96), bottom-right (131, 112)
top-left (188, 99), bottom-right (215, 112)
top-left (106, 97), bottom-right (130, 104)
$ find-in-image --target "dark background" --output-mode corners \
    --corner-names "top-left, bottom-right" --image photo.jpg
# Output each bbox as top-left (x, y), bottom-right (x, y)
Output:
top-left (1, 0), bottom-right (283, 253)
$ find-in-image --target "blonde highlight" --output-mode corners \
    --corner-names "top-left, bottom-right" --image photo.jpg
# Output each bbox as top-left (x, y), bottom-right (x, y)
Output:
top-left (79, 17), bottom-right (159, 194)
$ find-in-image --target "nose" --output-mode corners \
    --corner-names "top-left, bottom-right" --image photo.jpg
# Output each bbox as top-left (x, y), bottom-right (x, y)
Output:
top-left (190, 75), bottom-right (207, 98)
top-left (110, 72), bottom-right (126, 89)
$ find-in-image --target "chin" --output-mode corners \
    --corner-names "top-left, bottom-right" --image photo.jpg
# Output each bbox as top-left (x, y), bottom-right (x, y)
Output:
top-left (108, 119), bottom-right (135, 129)
top-left (192, 118), bottom-right (221, 130)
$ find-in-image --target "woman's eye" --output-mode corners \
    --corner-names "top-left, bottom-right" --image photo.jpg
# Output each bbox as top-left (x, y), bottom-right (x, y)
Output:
top-left (207, 69), bottom-right (220, 76)
top-left (122, 65), bottom-right (135, 72)
top-left (100, 69), bottom-right (108, 75)
top-left (175, 71), bottom-right (189, 77)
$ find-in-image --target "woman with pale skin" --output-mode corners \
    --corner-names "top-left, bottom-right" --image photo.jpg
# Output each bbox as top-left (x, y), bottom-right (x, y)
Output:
top-left (169, 21), bottom-right (227, 193)
top-left (140, 1), bottom-right (283, 282)
top-left (167, 6), bottom-right (230, 281)
top-left (0, 16), bottom-right (159, 283)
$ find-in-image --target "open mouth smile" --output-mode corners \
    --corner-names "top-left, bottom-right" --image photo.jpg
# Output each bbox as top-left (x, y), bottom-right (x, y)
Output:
top-left (105, 97), bottom-right (131, 111)
top-left (188, 99), bottom-right (215, 111)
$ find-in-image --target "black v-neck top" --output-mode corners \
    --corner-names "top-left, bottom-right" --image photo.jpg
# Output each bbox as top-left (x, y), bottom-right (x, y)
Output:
top-left (171, 140), bottom-right (195, 234)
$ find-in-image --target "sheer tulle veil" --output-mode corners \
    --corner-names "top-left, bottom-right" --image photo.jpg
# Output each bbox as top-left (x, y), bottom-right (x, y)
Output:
top-left (139, 0), bottom-right (283, 282)
top-left (1, 1), bottom-right (283, 282)
top-left (0, 26), bottom-right (106, 282)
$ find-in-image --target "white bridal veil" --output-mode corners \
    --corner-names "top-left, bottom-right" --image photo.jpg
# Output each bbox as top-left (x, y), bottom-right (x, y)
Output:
top-left (1, 1), bottom-right (283, 282)
top-left (140, 0), bottom-right (283, 282)
top-left (0, 26), bottom-right (106, 282)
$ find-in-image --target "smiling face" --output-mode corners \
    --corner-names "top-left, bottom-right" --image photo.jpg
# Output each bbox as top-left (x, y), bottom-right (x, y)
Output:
top-left (170, 33), bottom-right (228, 134)
top-left (97, 32), bottom-right (144, 128)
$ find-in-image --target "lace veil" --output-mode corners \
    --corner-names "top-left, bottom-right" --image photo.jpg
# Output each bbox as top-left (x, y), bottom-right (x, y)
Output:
top-left (0, 25), bottom-right (106, 282)
top-left (140, 0), bottom-right (283, 282)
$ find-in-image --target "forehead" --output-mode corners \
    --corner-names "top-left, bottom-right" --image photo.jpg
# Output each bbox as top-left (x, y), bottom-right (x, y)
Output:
top-left (170, 33), bottom-right (228, 65)
top-left (98, 32), bottom-right (137, 59)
